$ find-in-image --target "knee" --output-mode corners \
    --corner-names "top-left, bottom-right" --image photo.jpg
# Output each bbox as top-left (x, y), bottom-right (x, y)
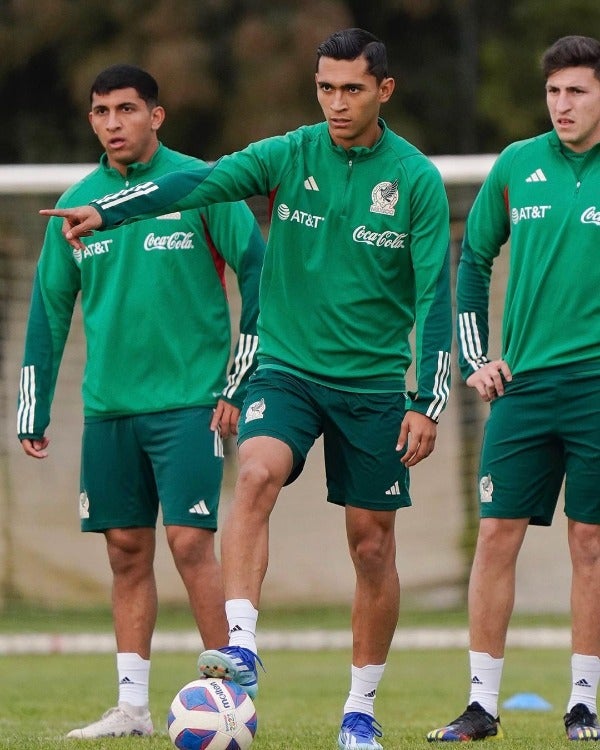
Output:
top-left (235, 438), bottom-right (292, 501)
top-left (476, 518), bottom-right (527, 551)
top-left (106, 529), bottom-right (154, 576)
top-left (350, 531), bottom-right (395, 572)
top-left (569, 522), bottom-right (600, 566)
top-left (167, 526), bottom-right (215, 567)
top-left (236, 458), bottom-right (282, 498)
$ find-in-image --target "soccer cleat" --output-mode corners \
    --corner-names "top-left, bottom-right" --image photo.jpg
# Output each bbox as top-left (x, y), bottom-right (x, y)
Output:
top-left (427, 701), bottom-right (503, 742)
top-left (65, 703), bottom-right (153, 739)
top-left (337, 711), bottom-right (383, 750)
top-left (197, 646), bottom-right (263, 700)
top-left (564, 703), bottom-right (600, 740)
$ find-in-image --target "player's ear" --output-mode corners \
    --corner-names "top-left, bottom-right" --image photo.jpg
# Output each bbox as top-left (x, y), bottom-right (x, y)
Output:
top-left (379, 77), bottom-right (395, 104)
top-left (151, 105), bottom-right (166, 131)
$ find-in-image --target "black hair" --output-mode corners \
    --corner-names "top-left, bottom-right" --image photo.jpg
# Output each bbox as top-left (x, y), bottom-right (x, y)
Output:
top-left (90, 64), bottom-right (159, 105)
top-left (316, 28), bottom-right (388, 82)
top-left (541, 35), bottom-right (600, 81)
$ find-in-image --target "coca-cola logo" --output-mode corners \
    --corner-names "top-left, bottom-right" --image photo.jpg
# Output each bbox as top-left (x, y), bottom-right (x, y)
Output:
top-left (352, 225), bottom-right (407, 249)
top-left (581, 207), bottom-right (600, 226)
top-left (143, 232), bottom-right (195, 251)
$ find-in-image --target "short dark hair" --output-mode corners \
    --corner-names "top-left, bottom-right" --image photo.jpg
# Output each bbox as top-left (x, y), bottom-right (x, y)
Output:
top-left (316, 28), bottom-right (388, 82)
top-left (541, 35), bottom-right (600, 80)
top-left (90, 64), bottom-right (159, 106)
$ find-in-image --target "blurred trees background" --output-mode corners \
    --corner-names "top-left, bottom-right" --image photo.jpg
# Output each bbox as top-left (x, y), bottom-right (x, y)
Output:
top-left (0, 0), bottom-right (599, 164)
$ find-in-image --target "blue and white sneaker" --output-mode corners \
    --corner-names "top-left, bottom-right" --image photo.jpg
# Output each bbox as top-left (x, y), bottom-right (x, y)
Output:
top-left (197, 646), bottom-right (263, 700)
top-left (338, 712), bottom-right (383, 750)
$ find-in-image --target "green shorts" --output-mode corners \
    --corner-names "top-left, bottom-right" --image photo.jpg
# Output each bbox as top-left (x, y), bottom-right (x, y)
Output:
top-left (80, 407), bottom-right (223, 532)
top-left (478, 364), bottom-right (600, 526)
top-left (238, 368), bottom-right (411, 511)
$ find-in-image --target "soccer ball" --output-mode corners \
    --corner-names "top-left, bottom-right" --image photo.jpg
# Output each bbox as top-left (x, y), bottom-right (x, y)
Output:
top-left (167, 678), bottom-right (257, 750)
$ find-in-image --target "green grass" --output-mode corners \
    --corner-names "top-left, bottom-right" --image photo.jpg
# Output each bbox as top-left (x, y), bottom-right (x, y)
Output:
top-left (0, 646), bottom-right (577, 749)
top-left (0, 602), bottom-right (358, 634)
top-left (0, 601), bottom-right (572, 633)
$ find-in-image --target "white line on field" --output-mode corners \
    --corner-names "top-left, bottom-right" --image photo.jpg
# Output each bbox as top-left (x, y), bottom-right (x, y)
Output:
top-left (0, 627), bottom-right (571, 655)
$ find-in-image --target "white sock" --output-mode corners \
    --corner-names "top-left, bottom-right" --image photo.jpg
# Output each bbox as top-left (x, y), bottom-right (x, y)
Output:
top-left (468, 650), bottom-right (504, 718)
top-left (343, 664), bottom-right (386, 717)
top-left (117, 652), bottom-right (150, 708)
top-left (568, 654), bottom-right (600, 714)
top-left (226, 599), bottom-right (258, 653)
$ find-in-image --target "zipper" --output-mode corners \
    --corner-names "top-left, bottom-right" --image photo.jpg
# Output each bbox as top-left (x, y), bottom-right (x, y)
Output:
top-left (340, 158), bottom-right (354, 217)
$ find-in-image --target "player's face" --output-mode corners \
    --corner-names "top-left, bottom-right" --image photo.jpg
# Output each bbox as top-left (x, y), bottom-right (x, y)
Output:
top-left (315, 55), bottom-right (394, 149)
top-left (546, 66), bottom-right (600, 153)
top-left (89, 88), bottom-right (165, 174)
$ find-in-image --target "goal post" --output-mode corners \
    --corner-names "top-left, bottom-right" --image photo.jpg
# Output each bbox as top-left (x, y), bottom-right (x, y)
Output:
top-left (0, 156), bottom-right (498, 194)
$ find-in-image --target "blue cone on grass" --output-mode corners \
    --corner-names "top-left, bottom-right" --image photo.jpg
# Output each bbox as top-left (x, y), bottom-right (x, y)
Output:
top-left (502, 693), bottom-right (552, 711)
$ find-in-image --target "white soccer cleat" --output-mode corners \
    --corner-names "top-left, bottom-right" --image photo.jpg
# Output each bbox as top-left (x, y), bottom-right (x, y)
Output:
top-left (66, 702), bottom-right (153, 739)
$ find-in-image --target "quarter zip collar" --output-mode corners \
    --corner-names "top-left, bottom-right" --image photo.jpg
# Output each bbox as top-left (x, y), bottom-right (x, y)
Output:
top-left (99, 142), bottom-right (165, 179)
top-left (324, 118), bottom-right (389, 161)
top-left (548, 128), bottom-right (600, 159)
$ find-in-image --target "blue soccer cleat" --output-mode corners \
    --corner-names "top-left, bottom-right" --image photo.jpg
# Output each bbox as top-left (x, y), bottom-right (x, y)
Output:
top-left (338, 711), bottom-right (383, 750)
top-left (197, 646), bottom-right (263, 700)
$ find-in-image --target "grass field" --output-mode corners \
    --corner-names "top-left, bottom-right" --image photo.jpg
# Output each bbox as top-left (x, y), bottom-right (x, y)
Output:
top-left (0, 604), bottom-right (579, 749)
top-left (0, 648), bottom-right (577, 749)
top-left (0, 602), bottom-right (572, 634)
top-left (0, 605), bottom-right (570, 750)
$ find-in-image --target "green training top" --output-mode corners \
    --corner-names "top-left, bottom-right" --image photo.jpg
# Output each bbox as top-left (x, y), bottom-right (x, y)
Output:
top-left (89, 119), bottom-right (452, 421)
top-left (18, 144), bottom-right (265, 440)
top-left (457, 129), bottom-right (600, 380)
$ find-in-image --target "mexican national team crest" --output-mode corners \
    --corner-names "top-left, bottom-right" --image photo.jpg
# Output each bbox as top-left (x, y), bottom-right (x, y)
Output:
top-left (79, 491), bottom-right (90, 519)
top-left (479, 474), bottom-right (494, 503)
top-left (370, 180), bottom-right (399, 216)
top-left (245, 398), bottom-right (266, 423)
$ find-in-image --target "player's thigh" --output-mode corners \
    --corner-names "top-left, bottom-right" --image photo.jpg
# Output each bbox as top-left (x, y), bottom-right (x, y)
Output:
top-left (238, 369), bottom-right (323, 485)
top-left (561, 371), bottom-right (600, 524)
top-left (324, 391), bottom-right (410, 511)
top-left (479, 386), bottom-right (564, 525)
top-left (137, 407), bottom-right (223, 530)
top-left (80, 417), bottom-right (159, 531)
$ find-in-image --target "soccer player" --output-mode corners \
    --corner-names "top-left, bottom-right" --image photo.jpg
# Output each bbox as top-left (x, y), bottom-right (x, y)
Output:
top-left (426, 35), bottom-right (600, 743)
top-left (18, 64), bottom-right (265, 739)
top-left (40, 29), bottom-right (452, 749)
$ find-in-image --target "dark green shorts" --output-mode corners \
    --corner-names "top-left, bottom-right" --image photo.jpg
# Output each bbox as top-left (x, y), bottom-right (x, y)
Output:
top-left (80, 407), bottom-right (223, 532)
top-left (479, 364), bottom-right (600, 525)
top-left (238, 368), bottom-right (411, 511)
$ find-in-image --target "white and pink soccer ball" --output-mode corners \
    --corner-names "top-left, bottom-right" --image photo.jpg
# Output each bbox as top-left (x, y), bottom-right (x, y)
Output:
top-left (167, 678), bottom-right (257, 750)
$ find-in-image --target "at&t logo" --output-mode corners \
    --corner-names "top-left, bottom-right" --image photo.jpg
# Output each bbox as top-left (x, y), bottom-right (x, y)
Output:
top-left (72, 239), bottom-right (113, 264)
top-left (510, 205), bottom-right (551, 224)
top-left (276, 203), bottom-right (324, 228)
